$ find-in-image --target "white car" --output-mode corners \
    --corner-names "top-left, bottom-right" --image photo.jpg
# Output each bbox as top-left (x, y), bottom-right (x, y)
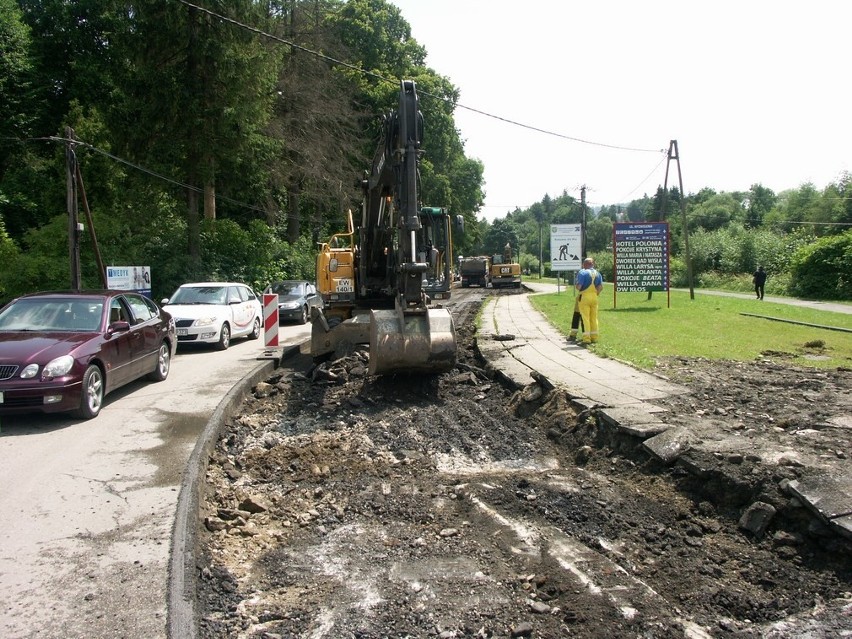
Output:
top-left (162, 282), bottom-right (262, 350)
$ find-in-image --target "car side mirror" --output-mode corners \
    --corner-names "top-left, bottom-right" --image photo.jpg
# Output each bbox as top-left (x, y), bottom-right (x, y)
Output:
top-left (108, 320), bottom-right (131, 334)
top-left (161, 298), bottom-right (169, 304)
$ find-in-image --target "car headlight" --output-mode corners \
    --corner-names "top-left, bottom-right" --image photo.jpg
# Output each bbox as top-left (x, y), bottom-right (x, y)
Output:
top-left (194, 316), bottom-right (218, 327)
top-left (279, 302), bottom-right (299, 310)
top-left (20, 363), bottom-right (40, 379)
top-left (43, 355), bottom-right (75, 379)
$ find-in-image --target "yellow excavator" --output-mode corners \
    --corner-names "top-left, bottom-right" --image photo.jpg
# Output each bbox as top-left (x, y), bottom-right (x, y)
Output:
top-left (311, 80), bottom-right (463, 375)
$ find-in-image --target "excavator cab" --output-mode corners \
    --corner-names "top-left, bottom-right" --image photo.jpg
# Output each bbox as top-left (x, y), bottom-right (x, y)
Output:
top-left (418, 207), bottom-right (464, 302)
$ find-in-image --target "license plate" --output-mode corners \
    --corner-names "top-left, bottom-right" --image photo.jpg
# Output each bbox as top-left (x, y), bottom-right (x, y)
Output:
top-left (177, 328), bottom-right (188, 336)
top-left (335, 278), bottom-right (354, 293)
top-left (0, 391), bottom-right (3, 403)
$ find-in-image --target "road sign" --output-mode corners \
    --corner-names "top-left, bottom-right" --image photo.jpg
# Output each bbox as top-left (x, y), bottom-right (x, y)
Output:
top-left (613, 222), bottom-right (669, 292)
top-left (550, 224), bottom-right (582, 271)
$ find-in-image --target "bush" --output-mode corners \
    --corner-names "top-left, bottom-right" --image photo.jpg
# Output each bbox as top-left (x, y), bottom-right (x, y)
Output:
top-left (670, 256), bottom-right (688, 287)
top-left (788, 230), bottom-right (852, 299)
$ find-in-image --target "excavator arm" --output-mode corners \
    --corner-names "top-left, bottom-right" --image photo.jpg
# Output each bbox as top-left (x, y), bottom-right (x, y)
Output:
top-left (312, 80), bottom-right (457, 375)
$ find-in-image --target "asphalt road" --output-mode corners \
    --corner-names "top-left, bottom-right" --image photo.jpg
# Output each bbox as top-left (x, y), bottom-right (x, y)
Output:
top-left (0, 322), bottom-right (311, 639)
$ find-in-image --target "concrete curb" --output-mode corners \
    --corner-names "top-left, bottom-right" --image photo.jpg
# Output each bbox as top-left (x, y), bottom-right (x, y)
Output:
top-left (167, 344), bottom-right (299, 639)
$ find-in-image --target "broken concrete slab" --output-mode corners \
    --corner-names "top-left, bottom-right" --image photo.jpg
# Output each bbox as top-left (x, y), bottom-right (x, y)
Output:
top-left (597, 405), bottom-right (670, 438)
top-left (787, 476), bottom-right (852, 540)
top-left (642, 428), bottom-right (691, 464)
top-left (617, 421), bottom-right (671, 439)
top-left (830, 514), bottom-right (852, 539)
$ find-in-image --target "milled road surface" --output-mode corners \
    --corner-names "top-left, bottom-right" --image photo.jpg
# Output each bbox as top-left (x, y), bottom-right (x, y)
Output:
top-left (196, 287), bottom-right (852, 638)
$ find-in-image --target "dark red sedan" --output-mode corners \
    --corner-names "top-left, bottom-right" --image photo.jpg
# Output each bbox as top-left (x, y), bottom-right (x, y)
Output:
top-left (0, 290), bottom-right (177, 419)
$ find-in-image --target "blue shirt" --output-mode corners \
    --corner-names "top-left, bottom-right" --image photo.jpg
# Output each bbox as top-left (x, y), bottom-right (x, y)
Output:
top-left (576, 268), bottom-right (603, 292)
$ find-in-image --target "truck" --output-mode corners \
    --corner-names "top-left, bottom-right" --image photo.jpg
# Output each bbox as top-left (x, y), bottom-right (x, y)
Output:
top-left (459, 256), bottom-right (491, 288)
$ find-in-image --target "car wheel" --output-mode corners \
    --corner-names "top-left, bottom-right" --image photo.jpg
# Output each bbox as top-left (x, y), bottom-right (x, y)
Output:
top-left (216, 323), bottom-right (231, 351)
top-left (147, 340), bottom-right (171, 381)
top-left (299, 305), bottom-right (308, 325)
top-left (74, 364), bottom-right (104, 419)
top-left (248, 316), bottom-right (261, 340)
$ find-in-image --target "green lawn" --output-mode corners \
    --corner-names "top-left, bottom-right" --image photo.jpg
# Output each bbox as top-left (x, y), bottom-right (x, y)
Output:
top-left (529, 290), bottom-right (852, 370)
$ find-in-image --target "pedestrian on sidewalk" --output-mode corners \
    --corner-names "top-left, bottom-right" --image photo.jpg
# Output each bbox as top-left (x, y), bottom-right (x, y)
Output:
top-left (568, 293), bottom-right (584, 342)
top-left (575, 257), bottom-right (603, 344)
top-left (753, 266), bottom-right (767, 300)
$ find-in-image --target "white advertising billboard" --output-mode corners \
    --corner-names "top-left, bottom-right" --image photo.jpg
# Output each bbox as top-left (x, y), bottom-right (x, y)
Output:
top-left (107, 266), bottom-right (152, 297)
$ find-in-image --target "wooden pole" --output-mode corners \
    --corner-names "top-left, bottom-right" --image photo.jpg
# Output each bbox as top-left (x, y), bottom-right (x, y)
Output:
top-left (65, 127), bottom-right (81, 290)
top-left (75, 164), bottom-right (108, 288)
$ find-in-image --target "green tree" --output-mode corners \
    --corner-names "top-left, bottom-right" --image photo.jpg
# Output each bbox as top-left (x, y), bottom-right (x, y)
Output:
top-left (112, 0), bottom-right (281, 266)
top-left (481, 218), bottom-right (519, 258)
top-left (766, 183), bottom-right (820, 234)
top-left (585, 216), bottom-right (612, 253)
top-left (745, 183), bottom-right (776, 228)
top-left (0, 212), bottom-right (21, 301)
top-left (650, 186), bottom-right (680, 222)
top-left (329, 0), bottom-right (484, 245)
top-left (688, 192), bottom-right (745, 231)
top-left (0, 0), bottom-right (34, 175)
top-left (625, 200), bottom-right (644, 222)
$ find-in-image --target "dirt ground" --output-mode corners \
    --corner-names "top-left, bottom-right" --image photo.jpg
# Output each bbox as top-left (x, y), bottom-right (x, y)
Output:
top-left (196, 294), bottom-right (852, 638)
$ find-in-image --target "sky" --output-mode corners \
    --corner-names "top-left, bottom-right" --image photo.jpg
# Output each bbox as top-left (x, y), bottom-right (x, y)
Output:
top-left (389, 0), bottom-right (851, 220)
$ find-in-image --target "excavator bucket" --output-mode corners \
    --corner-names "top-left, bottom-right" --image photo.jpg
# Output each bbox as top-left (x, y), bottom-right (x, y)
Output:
top-left (368, 307), bottom-right (456, 375)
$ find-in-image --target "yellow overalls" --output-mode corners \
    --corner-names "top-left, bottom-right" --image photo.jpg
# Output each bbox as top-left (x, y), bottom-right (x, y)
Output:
top-left (577, 268), bottom-right (600, 344)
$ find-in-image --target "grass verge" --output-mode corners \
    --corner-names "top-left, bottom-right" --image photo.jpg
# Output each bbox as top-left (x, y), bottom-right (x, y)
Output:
top-left (528, 289), bottom-right (852, 370)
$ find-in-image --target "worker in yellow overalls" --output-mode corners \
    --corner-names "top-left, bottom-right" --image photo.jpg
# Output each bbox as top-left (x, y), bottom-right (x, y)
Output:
top-left (575, 257), bottom-right (603, 345)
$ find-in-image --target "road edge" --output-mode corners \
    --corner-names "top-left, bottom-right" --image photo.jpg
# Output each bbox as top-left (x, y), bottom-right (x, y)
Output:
top-left (167, 345), bottom-right (299, 638)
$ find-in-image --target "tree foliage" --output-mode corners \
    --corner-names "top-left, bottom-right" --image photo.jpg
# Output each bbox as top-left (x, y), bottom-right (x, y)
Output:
top-left (2, 1), bottom-right (849, 302)
top-left (788, 230), bottom-right (852, 300)
top-left (0, 0), bottom-right (486, 300)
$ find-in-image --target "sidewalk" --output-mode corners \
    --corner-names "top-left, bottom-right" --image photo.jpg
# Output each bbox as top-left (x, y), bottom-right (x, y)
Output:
top-left (674, 288), bottom-right (852, 315)
top-left (477, 284), bottom-right (685, 408)
top-left (475, 282), bottom-right (852, 540)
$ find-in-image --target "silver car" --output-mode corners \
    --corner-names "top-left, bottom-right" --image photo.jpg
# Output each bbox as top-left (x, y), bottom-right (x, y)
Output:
top-left (162, 282), bottom-right (262, 350)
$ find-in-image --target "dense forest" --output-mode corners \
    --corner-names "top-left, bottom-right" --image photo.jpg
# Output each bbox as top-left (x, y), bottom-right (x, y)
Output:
top-left (1, 0), bottom-right (850, 302)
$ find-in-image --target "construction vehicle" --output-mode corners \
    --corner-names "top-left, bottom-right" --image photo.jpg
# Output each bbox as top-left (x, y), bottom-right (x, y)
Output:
top-left (460, 256), bottom-right (491, 288)
top-left (490, 244), bottom-right (522, 289)
top-left (312, 80), bottom-right (462, 375)
top-left (419, 206), bottom-right (459, 302)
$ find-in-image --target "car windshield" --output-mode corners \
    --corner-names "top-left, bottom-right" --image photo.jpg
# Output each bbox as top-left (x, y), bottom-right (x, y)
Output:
top-left (0, 298), bottom-right (104, 332)
top-left (169, 286), bottom-right (228, 305)
top-left (269, 282), bottom-right (304, 297)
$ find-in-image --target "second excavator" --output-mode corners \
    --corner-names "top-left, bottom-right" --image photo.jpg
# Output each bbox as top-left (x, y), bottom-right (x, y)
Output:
top-left (311, 80), bottom-right (463, 375)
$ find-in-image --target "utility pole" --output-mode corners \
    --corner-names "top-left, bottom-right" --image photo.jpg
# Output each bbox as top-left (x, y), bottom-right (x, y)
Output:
top-left (662, 140), bottom-right (694, 299)
top-left (76, 164), bottom-right (108, 287)
top-left (580, 185), bottom-right (587, 258)
top-left (66, 127), bottom-right (82, 290)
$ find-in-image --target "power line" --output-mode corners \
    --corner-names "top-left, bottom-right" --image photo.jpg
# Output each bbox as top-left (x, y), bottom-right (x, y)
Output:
top-left (178, 0), bottom-right (665, 155)
top-left (618, 154), bottom-right (670, 201)
top-left (12, 135), bottom-right (305, 220)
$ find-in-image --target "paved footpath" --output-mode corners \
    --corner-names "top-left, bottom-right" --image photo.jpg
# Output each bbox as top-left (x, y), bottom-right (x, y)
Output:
top-left (476, 282), bottom-right (852, 540)
top-left (477, 284), bottom-right (686, 409)
top-left (676, 288), bottom-right (852, 315)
